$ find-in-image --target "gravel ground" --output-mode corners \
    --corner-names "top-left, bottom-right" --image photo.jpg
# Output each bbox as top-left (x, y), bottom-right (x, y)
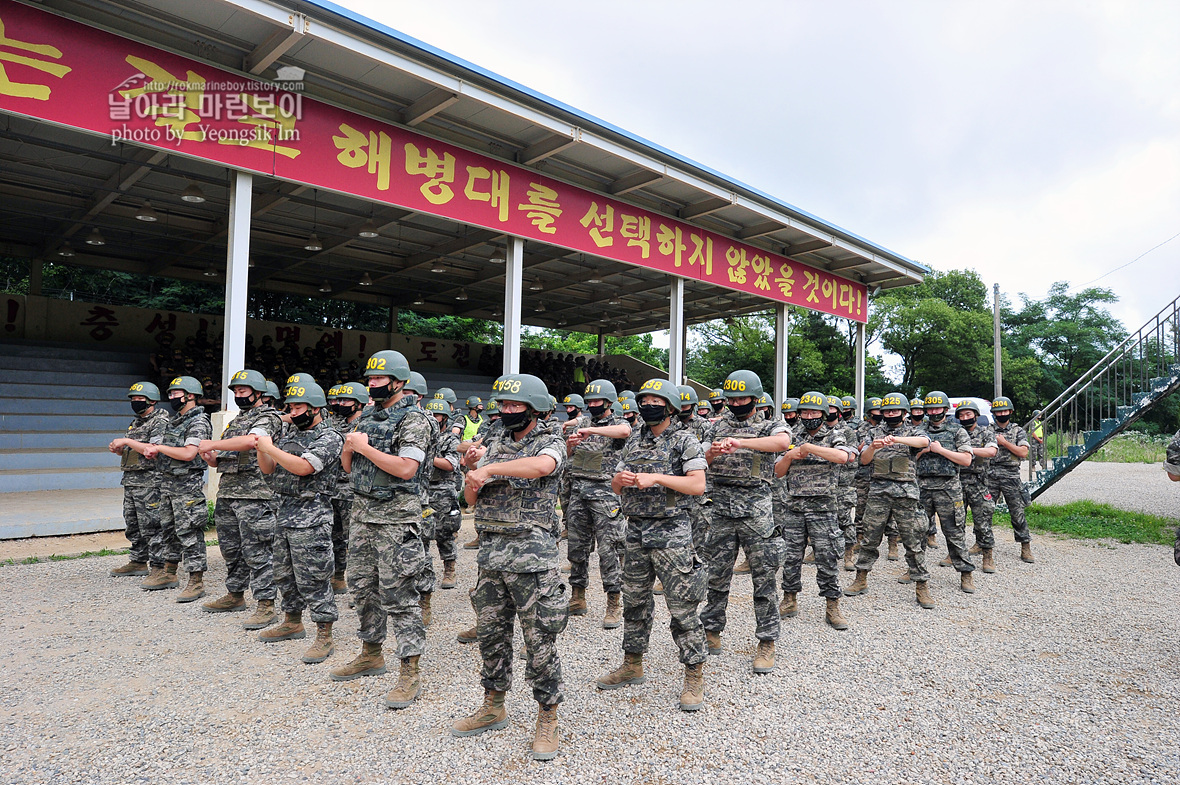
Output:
top-left (2, 520), bottom-right (1180, 785)
top-left (1036, 462), bottom-right (1179, 520)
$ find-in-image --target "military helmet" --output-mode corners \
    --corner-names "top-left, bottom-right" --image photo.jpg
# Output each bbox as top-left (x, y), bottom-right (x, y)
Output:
top-left (618, 400), bottom-right (635, 416)
top-left (611, 401), bottom-right (624, 415)
top-left (549, 394), bottom-right (558, 409)
top-left (584, 378), bottom-right (618, 403)
top-left (285, 372), bottom-right (315, 388)
top-left (781, 397), bottom-right (799, 413)
top-left (492, 373), bottom-right (552, 411)
top-left (326, 385), bottom-right (340, 399)
top-left (956, 399), bottom-right (981, 416)
top-left (867, 396), bottom-right (883, 411)
top-left (708, 388), bottom-right (724, 403)
top-left (465, 396), bottom-right (483, 408)
top-left (424, 399), bottom-right (450, 415)
top-left (126, 381), bottom-right (161, 402)
top-left (992, 396), bottom-right (1014, 412)
top-left (283, 380), bottom-right (327, 408)
top-left (228, 369), bottom-right (269, 394)
top-left (167, 375), bottom-right (203, 396)
top-left (825, 394), bottom-right (842, 410)
top-left (363, 350), bottom-right (411, 381)
top-left (562, 393), bottom-right (585, 409)
top-left (635, 378), bottom-right (680, 412)
top-left (841, 395), bottom-right (856, 412)
top-left (722, 370), bottom-right (763, 399)
top-left (757, 393), bottom-right (772, 409)
top-left (404, 371), bottom-right (428, 396)
top-left (433, 387), bottom-right (457, 404)
top-left (924, 391), bottom-right (950, 410)
top-left (880, 391), bottom-right (909, 411)
top-left (264, 381), bottom-right (282, 401)
top-left (485, 399), bottom-right (499, 415)
top-left (909, 397), bottom-right (926, 411)
top-left (677, 385), bottom-right (698, 408)
top-left (618, 389), bottom-right (636, 403)
top-left (797, 391), bottom-right (827, 413)
top-left (1032, 409), bottom-right (1042, 418)
top-left (334, 381), bottom-right (368, 404)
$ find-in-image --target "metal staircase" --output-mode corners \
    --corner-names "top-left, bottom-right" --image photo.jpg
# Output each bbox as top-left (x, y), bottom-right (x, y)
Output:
top-left (1023, 293), bottom-right (1180, 500)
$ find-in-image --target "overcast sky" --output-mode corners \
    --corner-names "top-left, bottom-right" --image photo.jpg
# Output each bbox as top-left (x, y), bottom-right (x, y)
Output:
top-left (346, 0), bottom-right (1179, 338)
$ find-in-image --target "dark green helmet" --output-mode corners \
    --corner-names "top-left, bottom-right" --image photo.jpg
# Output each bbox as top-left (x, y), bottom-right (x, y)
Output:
top-left (635, 378), bottom-right (680, 412)
top-left (991, 396), bottom-right (1014, 412)
top-left (424, 399), bottom-right (450, 416)
top-left (881, 391), bottom-right (909, 411)
top-left (781, 397), bottom-right (799, 413)
top-left (405, 371), bottom-right (428, 396)
top-left (909, 397), bottom-right (926, 411)
top-left (708, 388), bottom-right (724, 403)
top-left (677, 385), bottom-right (698, 408)
top-left (618, 389), bottom-right (637, 403)
top-left (722, 370), bottom-right (763, 399)
top-left (485, 399), bottom-right (499, 415)
top-left (228, 369), bottom-right (268, 393)
top-left (434, 387), bottom-right (457, 404)
top-left (584, 378), bottom-right (618, 403)
top-left (465, 396), bottom-right (483, 408)
top-left (167, 375), bottom-right (203, 396)
top-left (492, 373), bottom-right (552, 411)
top-left (285, 372), bottom-right (316, 388)
top-left (797, 391), bottom-right (827, 413)
top-left (826, 394), bottom-right (842, 410)
top-left (284, 381), bottom-right (327, 408)
top-left (956, 399), bottom-right (981, 416)
top-left (867, 396), bottom-right (883, 412)
top-left (264, 381), bottom-right (282, 401)
top-left (562, 393), bottom-right (585, 409)
top-left (618, 400), bottom-right (634, 416)
top-left (363, 350), bottom-right (411, 381)
top-left (841, 395), bottom-right (856, 412)
top-left (334, 381), bottom-right (368, 404)
top-left (923, 390), bottom-right (950, 409)
top-left (326, 384), bottom-right (341, 399)
top-left (757, 393), bottom-right (772, 409)
top-left (127, 381), bottom-right (161, 401)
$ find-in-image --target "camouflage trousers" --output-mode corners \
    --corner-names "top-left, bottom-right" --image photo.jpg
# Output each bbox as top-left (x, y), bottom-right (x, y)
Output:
top-left (690, 500), bottom-right (712, 555)
top-left (154, 481), bottom-right (208, 572)
top-left (621, 541), bottom-right (707, 665)
top-left (565, 484), bottom-right (625, 593)
top-left (855, 483), bottom-right (928, 582)
top-left (700, 513), bottom-right (781, 642)
top-left (918, 483), bottom-right (976, 573)
top-left (780, 505), bottom-right (842, 599)
top-left (988, 472), bottom-right (1031, 543)
top-left (330, 495), bottom-right (352, 576)
top-left (836, 485), bottom-right (857, 551)
top-left (274, 518), bottom-right (338, 623)
top-left (856, 473), bottom-right (898, 541)
top-left (425, 493), bottom-right (462, 564)
top-left (215, 496), bottom-right (278, 599)
top-left (122, 484), bottom-right (161, 565)
top-left (961, 478), bottom-right (995, 549)
top-left (347, 520), bottom-right (426, 659)
top-left (474, 567), bottom-right (568, 705)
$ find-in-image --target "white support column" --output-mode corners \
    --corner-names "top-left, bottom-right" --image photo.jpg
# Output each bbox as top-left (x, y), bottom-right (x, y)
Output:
top-left (668, 276), bottom-right (685, 383)
top-left (855, 321), bottom-right (866, 417)
top-left (221, 170), bottom-right (252, 413)
top-left (597, 331), bottom-right (606, 357)
top-left (502, 236), bottom-right (523, 374)
top-left (774, 303), bottom-right (789, 404)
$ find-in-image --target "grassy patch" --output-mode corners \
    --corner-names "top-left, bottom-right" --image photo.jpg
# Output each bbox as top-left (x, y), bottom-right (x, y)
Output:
top-left (975, 501), bottom-right (1174, 545)
top-left (1087, 432), bottom-right (1171, 463)
top-left (1, 546), bottom-right (130, 567)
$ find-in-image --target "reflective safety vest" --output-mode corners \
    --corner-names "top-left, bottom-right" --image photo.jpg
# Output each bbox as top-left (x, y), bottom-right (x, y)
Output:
top-left (462, 413), bottom-right (483, 442)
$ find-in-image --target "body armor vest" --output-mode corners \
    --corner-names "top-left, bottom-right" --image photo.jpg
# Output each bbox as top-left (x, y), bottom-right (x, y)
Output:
top-left (215, 405), bottom-right (276, 475)
top-left (270, 422), bottom-right (339, 498)
top-left (871, 427), bottom-right (917, 482)
top-left (474, 432), bottom-right (559, 535)
top-left (569, 415), bottom-right (627, 482)
top-left (350, 403), bottom-right (426, 500)
top-left (162, 408), bottom-right (207, 476)
top-left (709, 415), bottom-right (776, 486)
top-left (917, 424), bottom-right (961, 478)
top-left (120, 410), bottom-right (168, 471)
top-left (618, 436), bottom-right (686, 518)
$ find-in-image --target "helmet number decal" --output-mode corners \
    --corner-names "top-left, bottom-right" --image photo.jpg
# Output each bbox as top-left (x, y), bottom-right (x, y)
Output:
top-left (586, 384), bottom-right (603, 394)
top-left (129, 383), bottom-right (144, 392)
top-left (366, 357), bottom-right (387, 371)
top-left (493, 378), bottom-right (523, 393)
top-left (232, 371), bottom-right (249, 382)
top-left (800, 393), bottom-right (824, 406)
top-left (722, 379), bottom-right (747, 392)
top-left (286, 386), bottom-right (306, 397)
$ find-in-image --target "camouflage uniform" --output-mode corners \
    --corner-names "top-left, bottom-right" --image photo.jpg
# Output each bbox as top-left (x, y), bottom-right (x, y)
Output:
top-left (854, 419), bottom-right (897, 541)
top-left (1165, 430), bottom-right (1180, 565)
top-left (780, 423), bottom-right (856, 599)
top-left (960, 423), bottom-right (998, 549)
top-left (988, 422), bottom-right (1031, 543)
top-left (327, 411), bottom-right (356, 578)
top-left (119, 408), bottom-right (170, 565)
top-left (213, 404), bottom-right (283, 600)
top-left (566, 410), bottom-right (628, 594)
top-left (614, 423), bottom-right (708, 664)
top-left (557, 416), bottom-right (583, 529)
top-left (424, 425), bottom-right (463, 565)
top-left (347, 396), bottom-right (434, 659)
top-left (673, 413), bottom-right (714, 553)
top-left (917, 419), bottom-right (976, 573)
top-left (855, 422), bottom-right (928, 581)
top-left (701, 411), bottom-right (788, 642)
top-left (155, 406), bottom-right (212, 572)
top-left (473, 423), bottom-right (568, 705)
top-left (835, 417), bottom-right (860, 549)
top-left (271, 419), bottom-right (343, 623)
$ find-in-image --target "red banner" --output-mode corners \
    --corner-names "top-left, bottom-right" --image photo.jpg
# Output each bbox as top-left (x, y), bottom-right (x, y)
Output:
top-left (0, 0), bottom-right (867, 322)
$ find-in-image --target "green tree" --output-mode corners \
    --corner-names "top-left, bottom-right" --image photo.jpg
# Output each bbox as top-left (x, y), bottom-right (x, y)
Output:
top-left (522, 328), bottom-right (668, 369)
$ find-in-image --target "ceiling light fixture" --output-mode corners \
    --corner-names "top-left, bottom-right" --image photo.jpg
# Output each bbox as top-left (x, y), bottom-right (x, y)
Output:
top-left (304, 232), bottom-right (323, 252)
top-left (608, 293), bottom-right (621, 306)
top-left (412, 294), bottom-right (425, 306)
top-left (248, 257), bottom-right (255, 268)
top-left (489, 254), bottom-right (505, 264)
top-left (587, 268), bottom-right (603, 284)
top-left (357, 219), bottom-right (379, 238)
top-left (430, 260), bottom-right (447, 274)
top-left (491, 307), bottom-right (503, 318)
top-left (359, 271), bottom-right (373, 286)
top-left (85, 228), bottom-right (105, 246)
top-left (202, 263), bottom-right (218, 277)
top-left (455, 288), bottom-right (468, 301)
top-left (135, 200), bottom-right (159, 222)
top-left (557, 317), bottom-right (568, 327)
top-left (528, 277), bottom-right (544, 291)
top-left (57, 242), bottom-right (74, 258)
top-left (318, 280), bottom-right (332, 293)
top-left (535, 301), bottom-right (546, 313)
top-left (180, 182), bottom-right (206, 203)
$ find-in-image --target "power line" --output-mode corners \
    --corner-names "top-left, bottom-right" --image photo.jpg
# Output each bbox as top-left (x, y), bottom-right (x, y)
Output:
top-left (1073, 229), bottom-right (1180, 289)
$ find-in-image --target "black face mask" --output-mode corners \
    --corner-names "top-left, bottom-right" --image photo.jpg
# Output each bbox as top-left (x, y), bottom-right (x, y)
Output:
top-left (639, 404), bottom-right (668, 425)
top-left (868, 413), bottom-right (882, 424)
top-left (784, 415), bottom-right (797, 424)
top-left (566, 408), bottom-right (579, 419)
top-left (910, 415), bottom-right (924, 424)
top-left (331, 403), bottom-right (356, 419)
top-left (290, 409), bottom-right (315, 430)
top-left (927, 412), bottom-right (946, 423)
top-left (993, 413), bottom-right (1011, 424)
top-left (369, 383), bottom-right (393, 402)
top-left (883, 413), bottom-right (905, 427)
top-left (728, 400), bottom-right (755, 418)
top-left (624, 415), bottom-right (638, 426)
top-left (802, 416), bottom-right (823, 431)
top-left (826, 411), bottom-right (840, 423)
top-left (234, 394), bottom-right (256, 410)
top-left (131, 400), bottom-right (151, 415)
top-left (842, 410), bottom-right (854, 420)
top-left (678, 408), bottom-right (693, 421)
top-left (500, 410), bottom-right (531, 432)
top-left (958, 416), bottom-right (977, 429)
top-left (586, 403), bottom-right (608, 418)
top-left (168, 396), bottom-right (186, 412)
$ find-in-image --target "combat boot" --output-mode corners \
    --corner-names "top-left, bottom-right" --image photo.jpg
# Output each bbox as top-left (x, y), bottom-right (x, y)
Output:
top-left (330, 641), bottom-right (386, 681)
top-left (140, 565), bottom-right (173, 591)
top-left (259, 612), bottom-right (305, 642)
top-left (602, 592), bottom-right (622, 630)
top-left (844, 569), bottom-right (869, 596)
top-left (842, 546), bottom-right (856, 572)
top-left (243, 600), bottom-right (277, 630)
top-left (927, 533), bottom-right (938, 549)
top-left (752, 640), bottom-right (775, 673)
top-left (463, 534), bottom-right (480, 550)
top-left (779, 592), bottom-right (798, 619)
top-left (451, 690), bottom-right (508, 737)
top-left (915, 581), bottom-right (934, 609)
top-left (456, 625), bottom-right (479, 644)
top-left (531, 703), bottom-right (559, 761)
top-left (897, 570), bottom-right (912, 584)
top-left (1021, 542), bottom-right (1035, 563)
top-left (596, 652), bottom-right (646, 690)
top-left (825, 598), bottom-right (849, 630)
top-left (202, 591), bottom-right (246, 613)
top-left (419, 592), bottom-right (433, 627)
top-left (734, 557), bottom-right (751, 574)
top-left (802, 548), bottom-right (815, 565)
top-left (981, 548), bottom-right (996, 573)
top-left (653, 579), bottom-right (664, 595)
top-left (384, 655), bottom-right (421, 709)
top-left (960, 571), bottom-right (976, 594)
top-left (331, 571), bottom-right (347, 594)
top-left (705, 631), bottom-right (722, 655)
top-left (567, 586), bottom-right (588, 616)
top-left (886, 536), bottom-right (900, 560)
top-left (938, 555), bottom-right (952, 567)
top-left (110, 560), bottom-right (149, 577)
top-left (679, 662), bottom-right (705, 711)
top-left (440, 561), bottom-right (456, 589)
top-left (969, 542), bottom-right (983, 555)
top-left (161, 561), bottom-right (180, 589)
top-left (301, 622), bottom-right (334, 664)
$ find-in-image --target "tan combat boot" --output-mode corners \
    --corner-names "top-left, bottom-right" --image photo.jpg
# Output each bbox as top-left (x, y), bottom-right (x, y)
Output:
top-left (886, 536), bottom-right (900, 561)
top-left (176, 571), bottom-right (204, 603)
top-left (802, 548), bottom-right (815, 565)
top-left (456, 625), bottom-right (479, 644)
top-left (463, 534), bottom-right (480, 550)
top-left (602, 592), bottom-right (622, 630)
top-left (752, 640), bottom-right (775, 673)
top-left (927, 533), bottom-right (938, 549)
top-left (825, 598), bottom-right (849, 630)
top-left (596, 652), bottom-right (645, 690)
top-left (969, 542), bottom-right (983, 555)
top-left (567, 586), bottom-right (588, 616)
top-left (653, 579), bottom-right (664, 595)
top-left (938, 555), bottom-right (953, 567)
top-left (915, 581), bottom-right (934, 609)
top-left (419, 592), bottom-right (433, 627)
top-left (331, 571), bottom-right (347, 594)
top-left (960, 571), bottom-right (976, 594)
top-left (243, 600), bottom-right (277, 630)
top-left (844, 569), bottom-right (869, 596)
top-left (141, 562), bottom-right (180, 591)
top-left (302, 622), bottom-right (334, 664)
top-left (1021, 542), bottom-right (1035, 563)
top-left (440, 561), bottom-right (456, 590)
top-left (734, 557), bottom-right (752, 574)
top-left (981, 549), bottom-right (996, 574)
top-left (384, 655), bottom-right (422, 709)
top-left (843, 546), bottom-right (856, 572)
top-left (259, 612), bottom-right (305, 642)
top-left (202, 591), bottom-right (246, 613)
top-left (531, 703), bottom-right (559, 761)
top-left (897, 569), bottom-right (913, 584)
top-left (161, 562), bottom-right (180, 589)
top-left (679, 662), bottom-right (705, 711)
top-left (329, 641), bottom-right (386, 681)
top-left (779, 592), bottom-right (798, 619)
top-left (705, 631), bottom-right (722, 655)
top-left (110, 561), bottom-right (149, 577)
top-left (451, 690), bottom-right (508, 736)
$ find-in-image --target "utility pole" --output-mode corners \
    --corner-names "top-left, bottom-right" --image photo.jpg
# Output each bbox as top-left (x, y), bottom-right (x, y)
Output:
top-left (993, 283), bottom-right (1003, 399)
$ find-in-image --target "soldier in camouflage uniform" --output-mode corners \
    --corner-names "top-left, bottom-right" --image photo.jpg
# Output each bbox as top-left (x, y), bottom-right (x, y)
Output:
top-left (558, 394), bottom-right (585, 539)
top-left (955, 400), bottom-right (999, 573)
top-left (835, 395), bottom-right (861, 571)
top-left (775, 391), bottom-right (856, 630)
top-left (701, 370), bottom-right (792, 673)
top-left (597, 379), bottom-right (708, 711)
top-left (987, 396), bottom-right (1034, 564)
top-left (255, 382), bottom-right (343, 664)
top-left (141, 376), bottom-right (211, 600)
top-left (325, 381), bottom-right (368, 593)
top-left (845, 392), bottom-right (934, 609)
top-left (707, 388), bottom-right (725, 418)
top-left (423, 398), bottom-right (462, 595)
top-left (330, 351), bottom-right (434, 712)
top-left (674, 386), bottom-right (713, 555)
top-left (197, 370), bottom-right (284, 626)
top-left (853, 397), bottom-right (900, 561)
top-left (780, 398), bottom-right (799, 431)
top-left (1165, 429), bottom-right (1180, 566)
top-left (565, 378), bottom-right (632, 628)
top-left (108, 381), bottom-right (170, 578)
top-left (915, 391), bottom-right (977, 594)
top-left (451, 373), bottom-right (567, 761)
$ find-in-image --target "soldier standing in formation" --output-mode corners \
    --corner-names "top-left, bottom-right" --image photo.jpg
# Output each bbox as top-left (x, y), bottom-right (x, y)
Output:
top-left (326, 382), bottom-right (368, 593)
top-left (674, 385), bottom-right (713, 554)
top-left (955, 400), bottom-right (999, 573)
top-left (422, 398), bottom-right (462, 603)
top-left (988, 396), bottom-right (1035, 564)
top-left (914, 391), bottom-right (977, 594)
top-left (108, 381), bottom-right (170, 578)
top-left (833, 395), bottom-right (861, 571)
